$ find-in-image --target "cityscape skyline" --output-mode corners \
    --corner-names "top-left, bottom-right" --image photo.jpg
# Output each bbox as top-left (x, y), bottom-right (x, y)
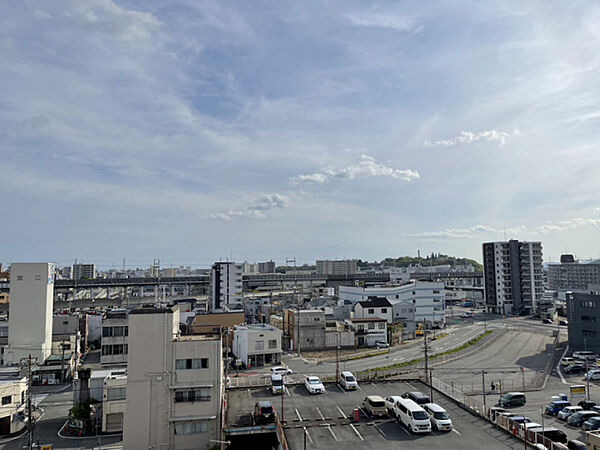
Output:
top-left (3, 1), bottom-right (600, 267)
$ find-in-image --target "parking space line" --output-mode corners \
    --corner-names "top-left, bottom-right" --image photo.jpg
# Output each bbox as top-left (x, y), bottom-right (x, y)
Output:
top-left (336, 383), bottom-right (347, 394)
top-left (285, 386), bottom-right (291, 396)
top-left (336, 405), bottom-right (347, 418)
top-left (316, 407), bottom-right (325, 420)
top-left (370, 383), bottom-right (382, 391)
top-left (295, 408), bottom-right (303, 421)
top-left (349, 423), bottom-right (364, 440)
top-left (303, 426), bottom-right (314, 444)
top-left (326, 425), bottom-right (338, 441)
top-left (452, 428), bottom-right (461, 435)
top-left (358, 407), bottom-right (369, 417)
top-left (375, 425), bottom-right (388, 439)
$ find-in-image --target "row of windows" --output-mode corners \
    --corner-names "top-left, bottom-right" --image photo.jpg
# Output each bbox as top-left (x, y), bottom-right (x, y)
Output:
top-left (581, 301), bottom-right (597, 309)
top-left (582, 316), bottom-right (597, 323)
top-left (176, 358), bottom-right (209, 370)
top-left (102, 326), bottom-right (129, 337)
top-left (174, 421), bottom-right (208, 435)
top-left (367, 308), bottom-right (387, 314)
top-left (582, 330), bottom-right (598, 338)
top-left (174, 389), bottom-right (211, 403)
top-left (107, 387), bottom-right (126, 401)
top-left (255, 340), bottom-right (278, 351)
top-left (102, 344), bottom-right (128, 356)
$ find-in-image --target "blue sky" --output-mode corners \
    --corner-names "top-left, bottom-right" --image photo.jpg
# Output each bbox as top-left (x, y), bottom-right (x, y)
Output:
top-left (2, 0), bottom-right (600, 268)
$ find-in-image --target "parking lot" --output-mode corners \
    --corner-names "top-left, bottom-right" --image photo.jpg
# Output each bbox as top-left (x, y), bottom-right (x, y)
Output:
top-left (226, 379), bottom-right (523, 449)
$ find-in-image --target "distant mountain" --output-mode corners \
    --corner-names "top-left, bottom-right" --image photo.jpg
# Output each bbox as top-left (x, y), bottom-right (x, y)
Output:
top-left (362, 253), bottom-right (483, 272)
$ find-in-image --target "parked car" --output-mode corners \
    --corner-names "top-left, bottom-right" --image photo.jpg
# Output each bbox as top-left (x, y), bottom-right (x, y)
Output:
top-left (543, 318), bottom-right (553, 324)
top-left (339, 371), bottom-right (358, 390)
top-left (562, 357), bottom-right (576, 367)
top-left (526, 427), bottom-right (567, 444)
top-left (586, 369), bottom-right (600, 381)
top-left (564, 364), bottom-right (586, 374)
top-left (375, 341), bottom-right (390, 349)
top-left (582, 416), bottom-right (600, 431)
top-left (498, 392), bottom-right (526, 407)
top-left (393, 398), bottom-right (432, 433)
top-left (304, 376), bottom-right (324, 394)
top-left (545, 400), bottom-right (571, 416)
top-left (254, 401), bottom-right (275, 424)
top-left (270, 366), bottom-right (293, 375)
top-left (558, 406), bottom-right (583, 420)
top-left (559, 319), bottom-right (568, 326)
top-left (402, 391), bottom-right (431, 405)
top-left (578, 400), bottom-right (597, 410)
top-left (567, 439), bottom-right (587, 450)
top-left (567, 410), bottom-right (598, 427)
top-left (385, 396), bottom-right (403, 415)
top-left (362, 395), bottom-right (387, 417)
top-left (270, 374), bottom-right (284, 395)
top-left (423, 403), bottom-right (452, 431)
top-left (573, 351), bottom-right (597, 361)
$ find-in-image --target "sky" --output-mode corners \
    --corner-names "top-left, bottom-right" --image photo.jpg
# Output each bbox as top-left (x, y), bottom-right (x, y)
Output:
top-left (2, 0), bottom-right (600, 268)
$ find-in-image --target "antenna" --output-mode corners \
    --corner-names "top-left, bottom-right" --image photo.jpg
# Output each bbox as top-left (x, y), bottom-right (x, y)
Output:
top-left (503, 227), bottom-right (507, 241)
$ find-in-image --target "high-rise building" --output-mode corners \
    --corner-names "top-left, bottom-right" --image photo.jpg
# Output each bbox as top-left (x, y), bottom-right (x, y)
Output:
top-left (72, 263), bottom-right (97, 280)
top-left (316, 259), bottom-right (358, 275)
top-left (258, 260), bottom-right (276, 273)
top-left (211, 262), bottom-right (242, 310)
top-left (5, 263), bottom-right (55, 365)
top-left (547, 255), bottom-right (600, 291)
top-left (566, 290), bottom-right (600, 353)
top-left (123, 307), bottom-right (223, 449)
top-left (483, 240), bottom-right (543, 315)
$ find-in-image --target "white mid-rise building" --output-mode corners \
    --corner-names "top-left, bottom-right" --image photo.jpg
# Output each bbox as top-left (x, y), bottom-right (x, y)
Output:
top-left (232, 323), bottom-right (282, 368)
top-left (0, 378), bottom-right (27, 435)
top-left (211, 262), bottom-right (242, 310)
top-left (316, 259), bottom-right (358, 275)
top-left (5, 263), bottom-right (55, 365)
top-left (123, 307), bottom-right (223, 450)
top-left (339, 281), bottom-right (446, 326)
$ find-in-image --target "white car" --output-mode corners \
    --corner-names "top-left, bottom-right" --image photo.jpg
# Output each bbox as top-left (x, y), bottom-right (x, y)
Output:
top-left (385, 396), bottom-right (403, 415)
top-left (585, 369), bottom-right (600, 381)
top-left (557, 405), bottom-right (582, 420)
top-left (304, 376), bottom-right (325, 394)
top-left (561, 357), bottom-right (576, 367)
top-left (573, 351), bottom-right (598, 361)
top-left (339, 371), bottom-right (358, 390)
top-left (270, 366), bottom-right (293, 376)
top-left (423, 403), bottom-right (452, 431)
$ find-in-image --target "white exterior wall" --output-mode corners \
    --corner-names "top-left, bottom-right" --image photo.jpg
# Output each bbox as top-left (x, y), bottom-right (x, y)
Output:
top-left (6, 263), bottom-right (54, 365)
top-left (211, 263), bottom-right (242, 310)
top-left (232, 324), bottom-right (282, 367)
top-left (353, 304), bottom-right (393, 323)
top-left (339, 281), bottom-right (446, 325)
top-left (0, 378), bottom-right (27, 434)
top-left (102, 375), bottom-right (127, 433)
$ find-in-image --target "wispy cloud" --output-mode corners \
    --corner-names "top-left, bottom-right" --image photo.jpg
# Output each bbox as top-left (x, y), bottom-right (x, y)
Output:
top-left (346, 13), bottom-right (414, 32)
top-left (210, 193), bottom-right (289, 221)
top-left (424, 129), bottom-right (521, 148)
top-left (291, 154), bottom-right (419, 184)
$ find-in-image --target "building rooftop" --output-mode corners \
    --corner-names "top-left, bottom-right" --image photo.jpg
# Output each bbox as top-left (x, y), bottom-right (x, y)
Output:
top-left (129, 307), bottom-right (173, 315)
top-left (358, 298), bottom-right (392, 308)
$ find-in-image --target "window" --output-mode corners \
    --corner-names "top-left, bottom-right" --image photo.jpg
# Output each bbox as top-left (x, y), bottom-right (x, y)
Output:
top-left (395, 295), bottom-right (399, 299)
top-left (255, 340), bottom-right (264, 351)
top-left (368, 309), bottom-right (375, 314)
top-left (368, 322), bottom-right (374, 330)
top-left (175, 389), bottom-right (211, 403)
top-left (35, 275), bottom-right (41, 281)
top-left (378, 322), bottom-right (385, 329)
top-left (314, 317), bottom-right (320, 322)
top-left (433, 290), bottom-right (440, 294)
top-left (1, 395), bottom-right (10, 405)
top-left (174, 421), bottom-right (208, 434)
top-left (101, 345), bottom-right (112, 356)
top-left (582, 316), bottom-right (597, 323)
top-left (102, 327), bottom-right (112, 338)
top-left (381, 308), bottom-right (387, 313)
top-left (107, 387), bottom-right (126, 401)
top-left (582, 330), bottom-right (597, 338)
top-left (16, 275), bottom-right (23, 281)
top-left (268, 339), bottom-right (277, 349)
top-left (176, 358), bottom-right (208, 369)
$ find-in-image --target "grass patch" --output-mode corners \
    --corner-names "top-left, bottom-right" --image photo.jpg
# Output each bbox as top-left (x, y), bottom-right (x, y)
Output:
top-left (432, 333), bottom-right (448, 341)
top-left (343, 350), bottom-right (389, 362)
top-left (430, 330), bottom-right (492, 359)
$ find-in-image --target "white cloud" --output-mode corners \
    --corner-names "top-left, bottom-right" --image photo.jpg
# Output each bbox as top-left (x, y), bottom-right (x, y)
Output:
top-left (346, 13), bottom-right (414, 32)
top-left (210, 193), bottom-right (289, 221)
top-left (424, 128), bottom-right (521, 148)
top-left (291, 154), bottom-right (419, 184)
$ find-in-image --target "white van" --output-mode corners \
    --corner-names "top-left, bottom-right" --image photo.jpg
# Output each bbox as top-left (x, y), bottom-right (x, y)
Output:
top-left (423, 403), bottom-right (452, 431)
top-left (340, 371), bottom-right (358, 390)
top-left (270, 374), bottom-right (284, 395)
top-left (393, 398), bottom-right (431, 433)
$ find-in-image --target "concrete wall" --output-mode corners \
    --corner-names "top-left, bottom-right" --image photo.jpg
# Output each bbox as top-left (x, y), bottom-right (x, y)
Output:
top-left (0, 378), bottom-right (27, 434)
top-left (325, 331), bottom-right (354, 348)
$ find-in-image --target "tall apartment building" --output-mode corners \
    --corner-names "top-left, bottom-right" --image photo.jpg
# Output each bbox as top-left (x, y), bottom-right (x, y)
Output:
top-left (72, 263), bottom-right (97, 280)
top-left (258, 260), bottom-right (276, 273)
top-left (123, 307), bottom-right (223, 449)
top-left (547, 255), bottom-right (600, 291)
top-left (5, 263), bottom-right (55, 365)
top-left (483, 240), bottom-right (543, 315)
top-left (101, 310), bottom-right (129, 366)
top-left (316, 259), bottom-right (358, 276)
top-left (211, 262), bottom-right (242, 310)
top-left (566, 290), bottom-right (600, 353)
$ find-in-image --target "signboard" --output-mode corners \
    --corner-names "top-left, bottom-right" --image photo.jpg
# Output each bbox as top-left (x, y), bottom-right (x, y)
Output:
top-left (570, 385), bottom-right (586, 398)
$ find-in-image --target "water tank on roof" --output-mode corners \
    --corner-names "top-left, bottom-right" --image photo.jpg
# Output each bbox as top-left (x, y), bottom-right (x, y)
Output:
top-left (560, 254), bottom-right (575, 263)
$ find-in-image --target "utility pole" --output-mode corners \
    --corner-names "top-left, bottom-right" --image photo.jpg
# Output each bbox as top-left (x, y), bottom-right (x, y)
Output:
top-left (286, 257), bottom-right (299, 356)
top-left (587, 359), bottom-right (591, 401)
top-left (481, 369), bottom-right (487, 415)
top-left (424, 331), bottom-right (429, 384)
top-left (60, 338), bottom-right (66, 383)
top-left (429, 369), bottom-right (434, 402)
top-left (281, 381), bottom-right (285, 423)
top-left (27, 354), bottom-right (33, 450)
top-left (335, 332), bottom-right (340, 383)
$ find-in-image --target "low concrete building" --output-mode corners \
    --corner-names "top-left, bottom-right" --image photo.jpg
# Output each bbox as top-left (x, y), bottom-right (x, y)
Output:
top-left (345, 318), bottom-right (387, 347)
top-left (353, 298), bottom-right (393, 323)
top-left (286, 310), bottom-right (326, 351)
top-left (186, 311), bottom-right (245, 335)
top-left (232, 324), bottom-right (282, 368)
top-left (101, 310), bottom-right (128, 366)
top-left (0, 378), bottom-right (27, 435)
top-left (391, 301), bottom-right (416, 340)
top-left (103, 372), bottom-right (127, 433)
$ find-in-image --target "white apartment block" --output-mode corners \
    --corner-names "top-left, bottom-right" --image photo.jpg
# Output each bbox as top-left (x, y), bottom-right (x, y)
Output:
top-left (211, 262), bottom-right (242, 310)
top-left (123, 308), bottom-right (223, 450)
top-left (6, 263), bottom-right (55, 365)
top-left (0, 378), bottom-right (27, 435)
top-left (233, 324), bottom-right (282, 368)
top-left (339, 281), bottom-right (446, 326)
top-left (101, 310), bottom-right (129, 366)
top-left (72, 263), bottom-right (97, 280)
top-left (316, 259), bottom-right (358, 275)
top-left (345, 318), bottom-right (387, 347)
top-left (353, 298), bottom-right (393, 323)
top-left (483, 240), bottom-right (543, 315)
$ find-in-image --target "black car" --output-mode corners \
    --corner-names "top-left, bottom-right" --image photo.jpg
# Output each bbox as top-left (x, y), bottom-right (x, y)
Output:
top-left (402, 391), bottom-right (431, 405)
top-left (564, 364), bottom-right (586, 374)
top-left (254, 401), bottom-right (275, 425)
top-left (579, 400), bottom-right (597, 410)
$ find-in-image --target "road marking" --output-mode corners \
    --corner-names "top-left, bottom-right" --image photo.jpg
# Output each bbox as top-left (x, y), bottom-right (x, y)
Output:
top-left (349, 423), bottom-right (364, 440)
top-left (452, 428), bottom-right (461, 435)
top-left (336, 405), bottom-right (347, 418)
top-left (336, 383), bottom-right (347, 394)
top-left (375, 425), bottom-right (388, 439)
top-left (295, 408), bottom-right (303, 421)
top-left (358, 406), bottom-right (369, 417)
top-left (370, 382), bottom-right (382, 391)
top-left (303, 426), bottom-right (314, 444)
top-left (247, 389), bottom-right (251, 398)
top-left (557, 346), bottom-right (569, 384)
top-left (285, 386), bottom-right (291, 396)
top-left (326, 425), bottom-right (338, 440)
top-left (392, 357), bottom-right (404, 362)
top-left (316, 407), bottom-right (325, 420)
